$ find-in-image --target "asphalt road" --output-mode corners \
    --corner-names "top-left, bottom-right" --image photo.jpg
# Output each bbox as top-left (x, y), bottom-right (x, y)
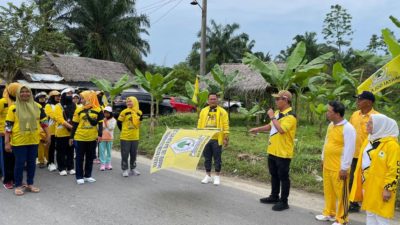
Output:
top-left (0, 156), bottom-right (366, 225)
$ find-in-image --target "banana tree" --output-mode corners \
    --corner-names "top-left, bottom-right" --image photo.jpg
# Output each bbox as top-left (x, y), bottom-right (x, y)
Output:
top-left (90, 74), bottom-right (136, 105)
top-left (238, 104), bottom-right (265, 132)
top-left (382, 28), bottom-right (400, 58)
top-left (185, 81), bottom-right (209, 111)
top-left (243, 41), bottom-right (333, 116)
top-left (134, 69), bottom-right (177, 135)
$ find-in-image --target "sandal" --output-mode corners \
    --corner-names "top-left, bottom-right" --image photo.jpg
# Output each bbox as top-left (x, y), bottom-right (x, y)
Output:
top-left (14, 187), bottom-right (25, 196)
top-left (26, 185), bottom-right (40, 193)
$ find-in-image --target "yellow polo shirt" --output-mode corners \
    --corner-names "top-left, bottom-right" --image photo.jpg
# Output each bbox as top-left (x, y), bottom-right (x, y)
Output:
top-left (6, 103), bottom-right (47, 146)
top-left (45, 104), bottom-right (57, 135)
top-left (267, 107), bottom-right (297, 159)
top-left (118, 108), bottom-right (140, 141)
top-left (54, 104), bottom-right (71, 138)
top-left (72, 106), bottom-right (103, 141)
top-left (349, 109), bottom-right (379, 158)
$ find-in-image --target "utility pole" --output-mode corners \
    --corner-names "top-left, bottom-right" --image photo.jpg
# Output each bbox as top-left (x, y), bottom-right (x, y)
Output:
top-left (200, 0), bottom-right (207, 76)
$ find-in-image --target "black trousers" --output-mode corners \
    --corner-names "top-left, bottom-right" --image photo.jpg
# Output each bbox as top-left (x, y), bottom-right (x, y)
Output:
top-left (75, 141), bottom-right (96, 179)
top-left (268, 154), bottom-right (291, 202)
top-left (2, 136), bottom-right (14, 184)
top-left (203, 140), bottom-right (222, 173)
top-left (56, 137), bottom-right (74, 171)
top-left (47, 135), bottom-right (56, 165)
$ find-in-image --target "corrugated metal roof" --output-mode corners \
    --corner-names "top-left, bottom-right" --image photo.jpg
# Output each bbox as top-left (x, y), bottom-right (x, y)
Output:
top-left (17, 80), bottom-right (73, 90)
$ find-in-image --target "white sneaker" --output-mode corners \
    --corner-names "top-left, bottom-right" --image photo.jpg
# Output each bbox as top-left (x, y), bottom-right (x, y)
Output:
top-left (59, 170), bottom-right (68, 176)
top-left (331, 222), bottom-right (342, 225)
top-left (315, 215), bottom-right (336, 222)
top-left (76, 179), bottom-right (84, 185)
top-left (122, 170), bottom-right (129, 177)
top-left (48, 163), bottom-right (57, 172)
top-left (131, 169), bottom-right (141, 176)
top-left (201, 175), bottom-right (213, 184)
top-left (68, 169), bottom-right (76, 175)
top-left (213, 176), bottom-right (220, 185)
top-left (84, 177), bottom-right (96, 183)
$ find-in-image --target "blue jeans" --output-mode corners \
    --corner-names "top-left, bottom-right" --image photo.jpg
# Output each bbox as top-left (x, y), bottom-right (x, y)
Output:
top-left (13, 145), bottom-right (38, 187)
top-left (75, 141), bottom-right (96, 180)
top-left (99, 141), bottom-right (113, 164)
top-left (0, 136), bottom-right (3, 176)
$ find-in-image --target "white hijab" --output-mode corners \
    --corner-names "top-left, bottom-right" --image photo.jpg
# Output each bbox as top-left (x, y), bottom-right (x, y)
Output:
top-left (369, 114), bottom-right (399, 141)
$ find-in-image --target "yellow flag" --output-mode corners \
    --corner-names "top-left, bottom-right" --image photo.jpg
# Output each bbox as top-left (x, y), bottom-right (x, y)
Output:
top-left (192, 77), bottom-right (199, 104)
top-left (357, 55), bottom-right (400, 94)
top-left (150, 128), bottom-right (219, 174)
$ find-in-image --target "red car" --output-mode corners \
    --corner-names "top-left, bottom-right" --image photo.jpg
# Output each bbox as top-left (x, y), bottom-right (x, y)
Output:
top-left (164, 97), bottom-right (196, 113)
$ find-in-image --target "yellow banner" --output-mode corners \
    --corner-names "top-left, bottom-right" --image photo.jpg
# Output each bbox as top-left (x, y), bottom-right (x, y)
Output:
top-left (191, 77), bottom-right (199, 104)
top-left (150, 128), bottom-right (219, 174)
top-left (357, 55), bottom-right (400, 94)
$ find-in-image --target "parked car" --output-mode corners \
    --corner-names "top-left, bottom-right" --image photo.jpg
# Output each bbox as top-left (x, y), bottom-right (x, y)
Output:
top-left (164, 96), bottom-right (196, 113)
top-left (222, 100), bottom-right (242, 112)
top-left (113, 89), bottom-right (173, 118)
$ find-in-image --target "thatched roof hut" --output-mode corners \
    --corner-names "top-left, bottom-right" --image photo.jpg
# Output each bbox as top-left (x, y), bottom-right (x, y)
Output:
top-left (14, 51), bottom-right (134, 90)
top-left (203, 63), bottom-right (273, 96)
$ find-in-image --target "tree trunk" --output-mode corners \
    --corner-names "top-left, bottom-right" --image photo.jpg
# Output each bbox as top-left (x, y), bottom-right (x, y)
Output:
top-left (155, 99), bottom-right (159, 126)
top-left (150, 94), bottom-right (155, 135)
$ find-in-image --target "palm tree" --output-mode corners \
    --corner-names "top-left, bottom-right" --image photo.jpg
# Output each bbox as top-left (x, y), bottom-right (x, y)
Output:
top-left (188, 20), bottom-right (255, 72)
top-left (61, 0), bottom-right (150, 70)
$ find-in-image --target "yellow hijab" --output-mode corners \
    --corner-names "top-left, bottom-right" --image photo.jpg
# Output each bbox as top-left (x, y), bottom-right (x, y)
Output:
top-left (4, 82), bottom-right (23, 106)
top-left (126, 96), bottom-right (142, 128)
top-left (80, 90), bottom-right (100, 109)
top-left (15, 85), bottom-right (40, 132)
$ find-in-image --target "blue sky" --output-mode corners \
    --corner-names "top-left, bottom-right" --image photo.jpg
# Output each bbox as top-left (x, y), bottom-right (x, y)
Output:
top-left (2, 0), bottom-right (400, 67)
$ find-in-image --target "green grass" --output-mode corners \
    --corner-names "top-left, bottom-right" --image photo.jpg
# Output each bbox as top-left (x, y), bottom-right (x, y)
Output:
top-left (113, 113), bottom-right (400, 206)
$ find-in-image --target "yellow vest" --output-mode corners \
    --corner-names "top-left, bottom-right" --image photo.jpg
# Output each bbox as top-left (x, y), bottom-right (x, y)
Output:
top-left (267, 107), bottom-right (297, 159)
top-left (349, 109), bottom-right (379, 158)
top-left (197, 106), bottom-right (229, 146)
top-left (350, 137), bottom-right (400, 218)
top-left (118, 108), bottom-right (140, 141)
top-left (323, 123), bottom-right (345, 171)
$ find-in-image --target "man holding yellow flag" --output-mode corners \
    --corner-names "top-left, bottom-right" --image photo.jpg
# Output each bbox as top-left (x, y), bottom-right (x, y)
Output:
top-left (197, 93), bottom-right (229, 186)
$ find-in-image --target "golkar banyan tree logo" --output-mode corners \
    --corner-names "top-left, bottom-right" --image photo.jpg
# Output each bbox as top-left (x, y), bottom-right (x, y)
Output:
top-left (171, 137), bottom-right (199, 156)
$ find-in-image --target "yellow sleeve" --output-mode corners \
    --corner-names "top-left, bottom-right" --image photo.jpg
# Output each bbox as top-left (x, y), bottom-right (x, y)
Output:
top-left (280, 115), bottom-right (296, 133)
top-left (72, 107), bottom-right (81, 123)
top-left (45, 104), bottom-right (55, 119)
top-left (6, 105), bottom-right (15, 122)
top-left (383, 141), bottom-right (400, 191)
top-left (0, 99), bottom-right (5, 112)
top-left (118, 110), bottom-right (125, 122)
top-left (54, 104), bottom-right (66, 124)
top-left (222, 110), bottom-right (229, 135)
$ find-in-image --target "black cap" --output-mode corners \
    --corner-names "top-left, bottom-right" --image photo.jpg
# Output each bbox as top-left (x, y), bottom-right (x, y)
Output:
top-left (354, 91), bottom-right (375, 103)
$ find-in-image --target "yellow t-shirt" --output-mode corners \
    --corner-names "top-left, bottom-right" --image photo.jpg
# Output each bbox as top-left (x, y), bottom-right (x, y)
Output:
top-left (323, 124), bottom-right (344, 171)
top-left (72, 106), bottom-right (103, 141)
top-left (45, 104), bottom-right (57, 135)
top-left (118, 108), bottom-right (140, 141)
top-left (206, 108), bottom-right (218, 140)
top-left (267, 107), bottom-right (297, 159)
top-left (6, 103), bottom-right (47, 146)
top-left (349, 109), bottom-right (379, 158)
top-left (0, 98), bottom-right (9, 134)
top-left (54, 104), bottom-right (71, 137)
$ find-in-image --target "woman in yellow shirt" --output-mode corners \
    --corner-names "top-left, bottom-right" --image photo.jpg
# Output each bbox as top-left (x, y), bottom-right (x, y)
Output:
top-left (1, 83), bottom-right (22, 189)
top-left (70, 90), bottom-right (103, 185)
top-left (350, 114), bottom-right (399, 225)
top-left (45, 90), bottom-right (61, 172)
top-left (54, 88), bottom-right (75, 176)
top-left (117, 96), bottom-right (142, 177)
top-left (5, 85), bottom-right (50, 196)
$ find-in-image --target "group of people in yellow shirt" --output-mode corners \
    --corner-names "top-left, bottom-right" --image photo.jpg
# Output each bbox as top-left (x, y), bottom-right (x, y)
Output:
top-left (0, 83), bottom-right (143, 195)
top-left (247, 90), bottom-right (399, 225)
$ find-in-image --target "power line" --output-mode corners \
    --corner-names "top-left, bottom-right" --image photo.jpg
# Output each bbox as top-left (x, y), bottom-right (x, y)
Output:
top-left (139, 0), bottom-right (178, 13)
top-left (138, 0), bottom-right (170, 10)
top-left (152, 0), bottom-right (184, 25)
